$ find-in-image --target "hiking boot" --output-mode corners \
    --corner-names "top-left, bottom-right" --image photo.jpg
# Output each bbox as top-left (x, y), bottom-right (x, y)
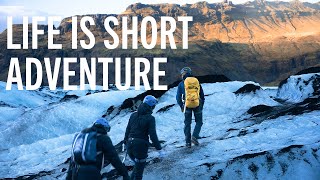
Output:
top-left (191, 136), bottom-right (199, 146)
top-left (186, 143), bottom-right (191, 148)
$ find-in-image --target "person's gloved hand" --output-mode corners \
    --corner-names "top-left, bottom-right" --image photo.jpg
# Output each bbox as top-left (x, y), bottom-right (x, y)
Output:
top-left (158, 150), bottom-right (166, 158)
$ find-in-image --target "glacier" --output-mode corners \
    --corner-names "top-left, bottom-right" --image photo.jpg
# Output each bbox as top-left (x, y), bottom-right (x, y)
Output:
top-left (0, 74), bottom-right (319, 179)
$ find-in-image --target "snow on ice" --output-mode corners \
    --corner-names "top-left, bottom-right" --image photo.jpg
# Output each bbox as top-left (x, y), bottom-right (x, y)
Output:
top-left (0, 73), bottom-right (319, 179)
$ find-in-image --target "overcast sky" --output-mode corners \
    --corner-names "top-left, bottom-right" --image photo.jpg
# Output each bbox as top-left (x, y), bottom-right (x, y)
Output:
top-left (0, 0), bottom-right (319, 32)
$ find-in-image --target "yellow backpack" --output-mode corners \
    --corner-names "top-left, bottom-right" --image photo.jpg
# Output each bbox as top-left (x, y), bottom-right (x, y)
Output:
top-left (184, 77), bottom-right (200, 108)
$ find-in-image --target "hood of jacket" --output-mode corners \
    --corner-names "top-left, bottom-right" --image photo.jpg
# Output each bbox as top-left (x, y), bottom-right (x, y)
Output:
top-left (137, 102), bottom-right (153, 115)
top-left (82, 125), bottom-right (108, 134)
top-left (183, 72), bottom-right (192, 80)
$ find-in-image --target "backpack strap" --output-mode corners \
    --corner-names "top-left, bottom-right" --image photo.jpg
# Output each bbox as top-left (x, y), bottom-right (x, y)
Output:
top-left (96, 133), bottom-right (104, 169)
top-left (81, 133), bottom-right (91, 162)
top-left (71, 133), bottom-right (81, 163)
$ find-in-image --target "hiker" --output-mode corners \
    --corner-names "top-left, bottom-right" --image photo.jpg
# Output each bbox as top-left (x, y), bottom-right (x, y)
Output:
top-left (123, 95), bottom-right (164, 180)
top-left (66, 118), bottom-right (129, 180)
top-left (176, 67), bottom-right (205, 148)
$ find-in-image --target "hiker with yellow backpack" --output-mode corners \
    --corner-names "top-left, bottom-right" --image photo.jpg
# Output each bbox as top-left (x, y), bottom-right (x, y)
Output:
top-left (176, 67), bottom-right (205, 148)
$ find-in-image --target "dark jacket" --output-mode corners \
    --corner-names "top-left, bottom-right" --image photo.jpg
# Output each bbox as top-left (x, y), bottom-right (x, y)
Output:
top-left (176, 73), bottom-right (205, 109)
top-left (124, 103), bottom-right (162, 150)
top-left (66, 126), bottom-right (129, 180)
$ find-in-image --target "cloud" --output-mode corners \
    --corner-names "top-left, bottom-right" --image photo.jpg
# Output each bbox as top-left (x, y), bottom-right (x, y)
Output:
top-left (0, 6), bottom-right (61, 33)
top-left (0, 6), bottom-right (50, 17)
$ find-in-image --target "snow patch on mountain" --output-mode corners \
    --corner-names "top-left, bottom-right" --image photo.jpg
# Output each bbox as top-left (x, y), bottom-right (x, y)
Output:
top-left (277, 73), bottom-right (320, 103)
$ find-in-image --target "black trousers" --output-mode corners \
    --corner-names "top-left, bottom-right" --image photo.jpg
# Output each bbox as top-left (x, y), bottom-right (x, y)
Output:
top-left (73, 165), bottom-right (101, 180)
top-left (127, 138), bottom-right (148, 180)
top-left (184, 104), bottom-right (203, 144)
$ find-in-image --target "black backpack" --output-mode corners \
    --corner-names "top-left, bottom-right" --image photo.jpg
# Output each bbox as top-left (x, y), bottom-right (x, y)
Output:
top-left (72, 131), bottom-right (98, 164)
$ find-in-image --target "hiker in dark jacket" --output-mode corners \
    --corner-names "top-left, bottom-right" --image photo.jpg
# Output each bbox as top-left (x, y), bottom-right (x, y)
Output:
top-left (66, 118), bottom-right (129, 180)
top-left (176, 67), bottom-right (205, 148)
top-left (124, 95), bottom-right (163, 180)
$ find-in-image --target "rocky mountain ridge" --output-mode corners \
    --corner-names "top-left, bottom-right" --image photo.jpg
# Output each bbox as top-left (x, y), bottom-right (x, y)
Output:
top-left (0, 0), bottom-right (320, 86)
top-left (56, 0), bottom-right (320, 43)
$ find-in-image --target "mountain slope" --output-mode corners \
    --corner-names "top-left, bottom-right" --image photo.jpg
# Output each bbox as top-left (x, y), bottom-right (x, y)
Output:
top-left (0, 1), bottom-right (320, 86)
